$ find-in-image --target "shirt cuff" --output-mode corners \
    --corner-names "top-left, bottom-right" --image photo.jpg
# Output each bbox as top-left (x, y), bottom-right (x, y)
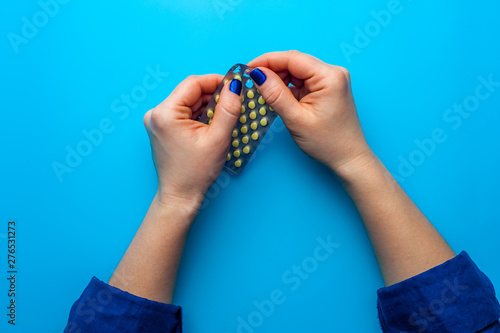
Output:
top-left (65, 276), bottom-right (182, 333)
top-left (377, 251), bottom-right (500, 333)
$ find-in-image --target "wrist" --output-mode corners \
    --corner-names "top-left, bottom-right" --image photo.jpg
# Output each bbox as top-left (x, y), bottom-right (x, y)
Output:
top-left (329, 148), bottom-right (380, 184)
top-left (331, 150), bottom-right (402, 205)
top-left (154, 189), bottom-right (203, 221)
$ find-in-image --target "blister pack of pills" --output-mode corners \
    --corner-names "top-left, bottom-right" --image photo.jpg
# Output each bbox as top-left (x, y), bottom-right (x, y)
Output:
top-left (198, 64), bottom-right (278, 175)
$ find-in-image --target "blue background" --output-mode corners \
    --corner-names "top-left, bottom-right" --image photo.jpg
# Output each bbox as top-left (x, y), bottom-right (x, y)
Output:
top-left (1, 0), bottom-right (500, 332)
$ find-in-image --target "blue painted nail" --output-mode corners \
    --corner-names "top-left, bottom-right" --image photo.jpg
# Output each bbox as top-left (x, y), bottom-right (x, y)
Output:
top-left (229, 79), bottom-right (242, 95)
top-left (250, 68), bottom-right (267, 86)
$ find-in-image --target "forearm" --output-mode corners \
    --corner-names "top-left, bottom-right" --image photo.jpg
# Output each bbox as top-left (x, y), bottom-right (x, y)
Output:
top-left (334, 151), bottom-right (455, 286)
top-left (108, 73), bottom-right (241, 304)
top-left (109, 192), bottom-right (200, 303)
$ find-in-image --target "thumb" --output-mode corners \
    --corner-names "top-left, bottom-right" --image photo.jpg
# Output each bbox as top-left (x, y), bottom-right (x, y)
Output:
top-left (209, 79), bottom-right (242, 142)
top-left (249, 67), bottom-right (301, 123)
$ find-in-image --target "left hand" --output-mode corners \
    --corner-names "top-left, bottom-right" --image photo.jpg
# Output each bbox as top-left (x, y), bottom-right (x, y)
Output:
top-left (143, 75), bottom-right (242, 209)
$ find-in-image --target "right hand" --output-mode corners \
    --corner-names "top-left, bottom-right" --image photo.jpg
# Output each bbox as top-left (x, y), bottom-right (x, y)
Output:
top-left (248, 51), bottom-right (374, 177)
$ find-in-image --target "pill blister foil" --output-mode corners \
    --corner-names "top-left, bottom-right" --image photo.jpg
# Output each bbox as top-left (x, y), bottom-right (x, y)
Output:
top-left (198, 64), bottom-right (278, 175)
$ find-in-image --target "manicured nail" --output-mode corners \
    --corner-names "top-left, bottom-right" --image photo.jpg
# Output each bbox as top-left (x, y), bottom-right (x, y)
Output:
top-left (229, 79), bottom-right (242, 95)
top-left (250, 68), bottom-right (267, 85)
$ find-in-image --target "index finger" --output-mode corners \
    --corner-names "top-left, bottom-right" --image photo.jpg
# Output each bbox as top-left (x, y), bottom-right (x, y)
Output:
top-left (156, 74), bottom-right (223, 121)
top-left (166, 74), bottom-right (223, 109)
top-left (248, 51), bottom-right (326, 81)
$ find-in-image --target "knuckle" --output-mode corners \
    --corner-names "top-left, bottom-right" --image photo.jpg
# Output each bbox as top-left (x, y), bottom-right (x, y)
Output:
top-left (185, 75), bottom-right (198, 83)
top-left (328, 67), bottom-right (350, 90)
top-left (264, 83), bottom-right (284, 106)
top-left (337, 66), bottom-right (351, 81)
top-left (216, 98), bottom-right (239, 119)
top-left (143, 110), bottom-right (152, 127)
top-left (287, 50), bottom-right (302, 57)
top-left (150, 108), bottom-right (168, 129)
top-left (217, 98), bottom-right (232, 112)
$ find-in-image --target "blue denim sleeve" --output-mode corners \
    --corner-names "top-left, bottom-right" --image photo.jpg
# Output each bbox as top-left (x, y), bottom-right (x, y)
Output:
top-left (64, 277), bottom-right (182, 333)
top-left (377, 251), bottom-right (500, 333)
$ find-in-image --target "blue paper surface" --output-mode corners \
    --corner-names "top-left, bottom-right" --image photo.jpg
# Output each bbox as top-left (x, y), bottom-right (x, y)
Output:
top-left (1, 0), bottom-right (500, 332)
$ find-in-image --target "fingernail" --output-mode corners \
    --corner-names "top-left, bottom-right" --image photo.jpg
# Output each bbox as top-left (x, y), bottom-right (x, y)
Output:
top-left (250, 68), bottom-right (267, 86)
top-left (229, 79), bottom-right (242, 95)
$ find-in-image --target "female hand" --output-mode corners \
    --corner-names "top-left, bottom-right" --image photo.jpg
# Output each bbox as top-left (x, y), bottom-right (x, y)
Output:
top-left (248, 51), bottom-right (373, 177)
top-left (248, 52), bottom-right (457, 289)
top-left (143, 75), bottom-right (242, 208)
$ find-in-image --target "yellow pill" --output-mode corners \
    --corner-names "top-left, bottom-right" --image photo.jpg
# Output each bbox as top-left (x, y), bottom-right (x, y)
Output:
top-left (241, 95), bottom-right (245, 102)
top-left (242, 136), bottom-right (249, 144)
top-left (250, 122), bottom-right (258, 130)
top-left (269, 106), bottom-right (274, 111)
top-left (243, 146), bottom-right (250, 154)
top-left (215, 95), bottom-right (219, 103)
top-left (234, 75), bottom-right (242, 81)
top-left (235, 159), bottom-right (242, 168)
top-left (249, 111), bottom-right (257, 119)
top-left (258, 96), bottom-right (265, 105)
top-left (248, 101), bottom-right (256, 109)
top-left (223, 79), bottom-right (229, 85)
top-left (226, 153), bottom-right (231, 161)
top-left (241, 105), bottom-right (246, 113)
top-left (232, 129), bottom-right (238, 137)
top-left (232, 139), bottom-right (239, 148)
top-left (259, 107), bottom-right (266, 116)
top-left (207, 109), bottom-right (214, 118)
top-left (233, 150), bottom-right (241, 157)
top-left (247, 90), bottom-right (255, 99)
top-left (251, 132), bottom-right (259, 140)
top-left (208, 118), bottom-right (213, 124)
top-left (239, 115), bottom-right (247, 123)
top-left (260, 118), bottom-right (268, 126)
top-left (241, 125), bottom-right (248, 134)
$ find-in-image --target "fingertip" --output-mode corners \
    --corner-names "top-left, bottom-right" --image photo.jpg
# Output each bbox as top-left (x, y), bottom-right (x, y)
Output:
top-left (229, 78), bottom-right (242, 96)
top-left (209, 80), bottom-right (243, 140)
top-left (219, 79), bottom-right (242, 113)
top-left (246, 67), bottom-right (300, 123)
top-left (249, 68), bottom-right (267, 86)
